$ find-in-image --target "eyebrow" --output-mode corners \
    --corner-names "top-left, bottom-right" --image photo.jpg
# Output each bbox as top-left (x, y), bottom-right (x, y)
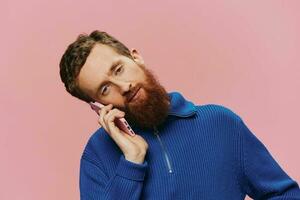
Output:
top-left (96, 60), bottom-right (120, 95)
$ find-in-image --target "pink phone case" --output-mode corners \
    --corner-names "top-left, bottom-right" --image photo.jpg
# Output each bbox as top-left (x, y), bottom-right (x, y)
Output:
top-left (88, 102), bottom-right (136, 136)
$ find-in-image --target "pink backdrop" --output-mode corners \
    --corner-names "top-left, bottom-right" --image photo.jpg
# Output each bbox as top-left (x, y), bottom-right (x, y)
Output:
top-left (1, 1), bottom-right (300, 199)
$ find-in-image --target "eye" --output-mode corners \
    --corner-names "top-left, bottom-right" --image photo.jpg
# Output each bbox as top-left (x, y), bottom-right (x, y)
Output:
top-left (114, 66), bottom-right (123, 75)
top-left (101, 84), bottom-right (110, 95)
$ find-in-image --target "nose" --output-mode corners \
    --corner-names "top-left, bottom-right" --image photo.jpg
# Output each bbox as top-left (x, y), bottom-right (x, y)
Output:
top-left (111, 79), bottom-right (132, 95)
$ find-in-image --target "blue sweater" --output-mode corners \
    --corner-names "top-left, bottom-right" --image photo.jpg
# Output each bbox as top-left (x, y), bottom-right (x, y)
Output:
top-left (79, 91), bottom-right (300, 199)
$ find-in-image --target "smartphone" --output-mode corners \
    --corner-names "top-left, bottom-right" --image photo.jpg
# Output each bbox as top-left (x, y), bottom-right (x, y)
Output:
top-left (88, 102), bottom-right (136, 136)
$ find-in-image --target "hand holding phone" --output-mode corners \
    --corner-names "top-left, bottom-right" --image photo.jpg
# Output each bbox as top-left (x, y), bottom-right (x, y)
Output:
top-left (89, 102), bottom-right (135, 136)
top-left (88, 102), bottom-right (149, 164)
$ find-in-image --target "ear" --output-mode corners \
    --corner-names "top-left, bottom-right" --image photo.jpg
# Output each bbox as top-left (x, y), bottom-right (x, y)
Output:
top-left (130, 48), bottom-right (145, 65)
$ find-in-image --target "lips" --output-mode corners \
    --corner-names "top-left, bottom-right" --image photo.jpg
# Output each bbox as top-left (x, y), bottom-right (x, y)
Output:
top-left (128, 87), bottom-right (141, 102)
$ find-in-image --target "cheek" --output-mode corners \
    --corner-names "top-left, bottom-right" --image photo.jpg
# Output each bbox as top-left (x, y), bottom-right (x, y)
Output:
top-left (132, 66), bottom-right (146, 82)
top-left (101, 91), bottom-right (125, 107)
top-left (123, 67), bottom-right (144, 81)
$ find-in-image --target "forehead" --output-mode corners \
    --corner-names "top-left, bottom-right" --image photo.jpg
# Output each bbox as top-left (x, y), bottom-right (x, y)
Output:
top-left (77, 43), bottom-right (120, 94)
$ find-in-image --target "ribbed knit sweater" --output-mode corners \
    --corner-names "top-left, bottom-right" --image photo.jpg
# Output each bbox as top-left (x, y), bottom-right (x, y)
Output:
top-left (79, 91), bottom-right (300, 199)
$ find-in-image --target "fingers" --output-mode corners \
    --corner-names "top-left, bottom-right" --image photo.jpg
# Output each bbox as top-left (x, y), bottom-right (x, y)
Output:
top-left (98, 104), bottom-right (113, 132)
top-left (98, 104), bottom-right (126, 139)
top-left (96, 104), bottom-right (148, 159)
top-left (102, 108), bottom-right (129, 148)
top-left (105, 108), bottom-right (125, 133)
top-left (105, 109), bottom-right (125, 124)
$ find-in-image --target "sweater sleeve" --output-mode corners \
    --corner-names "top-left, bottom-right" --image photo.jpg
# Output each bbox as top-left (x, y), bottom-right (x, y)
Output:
top-left (79, 154), bottom-right (148, 200)
top-left (239, 119), bottom-right (300, 199)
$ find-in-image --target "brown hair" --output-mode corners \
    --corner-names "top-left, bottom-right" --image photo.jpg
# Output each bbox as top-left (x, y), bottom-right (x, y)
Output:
top-left (59, 30), bottom-right (132, 103)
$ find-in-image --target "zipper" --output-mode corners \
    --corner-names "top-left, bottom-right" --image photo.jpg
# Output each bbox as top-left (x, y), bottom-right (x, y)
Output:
top-left (153, 126), bottom-right (174, 173)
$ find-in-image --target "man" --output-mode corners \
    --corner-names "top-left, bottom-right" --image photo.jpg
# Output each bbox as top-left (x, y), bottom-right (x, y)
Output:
top-left (59, 30), bottom-right (300, 199)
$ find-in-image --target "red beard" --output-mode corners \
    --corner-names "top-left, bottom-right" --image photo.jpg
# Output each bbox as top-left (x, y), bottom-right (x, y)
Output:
top-left (117, 67), bottom-right (170, 130)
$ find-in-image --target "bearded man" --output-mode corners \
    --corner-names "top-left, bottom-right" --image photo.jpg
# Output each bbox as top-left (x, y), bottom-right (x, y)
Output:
top-left (59, 30), bottom-right (300, 200)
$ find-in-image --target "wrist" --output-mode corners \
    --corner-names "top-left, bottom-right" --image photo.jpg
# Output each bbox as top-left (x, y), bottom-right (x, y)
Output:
top-left (124, 154), bottom-right (145, 164)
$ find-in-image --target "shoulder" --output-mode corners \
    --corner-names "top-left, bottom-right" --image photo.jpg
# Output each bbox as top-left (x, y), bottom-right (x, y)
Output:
top-left (81, 127), bottom-right (112, 161)
top-left (194, 103), bottom-right (243, 124)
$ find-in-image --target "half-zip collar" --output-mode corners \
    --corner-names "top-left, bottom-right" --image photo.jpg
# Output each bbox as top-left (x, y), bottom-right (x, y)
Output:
top-left (151, 91), bottom-right (197, 174)
top-left (153, 125), bottom-right (174, 173)
top-left (130, 91), bottom-right (197, 131)
top-left (167, 91), bottom-right (197, 118)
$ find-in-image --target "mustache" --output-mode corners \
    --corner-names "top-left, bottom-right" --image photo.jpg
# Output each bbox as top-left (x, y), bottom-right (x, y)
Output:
top-left (124, 83), bottom-right (143, 103)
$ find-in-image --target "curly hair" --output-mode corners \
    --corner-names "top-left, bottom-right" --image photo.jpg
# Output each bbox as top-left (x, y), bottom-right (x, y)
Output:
top-left (59, 30), bottom-right (132, 103)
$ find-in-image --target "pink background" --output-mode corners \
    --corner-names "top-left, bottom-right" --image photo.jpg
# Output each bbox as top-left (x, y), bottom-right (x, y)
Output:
top-left (1, 1), bottom-right (299, 199)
